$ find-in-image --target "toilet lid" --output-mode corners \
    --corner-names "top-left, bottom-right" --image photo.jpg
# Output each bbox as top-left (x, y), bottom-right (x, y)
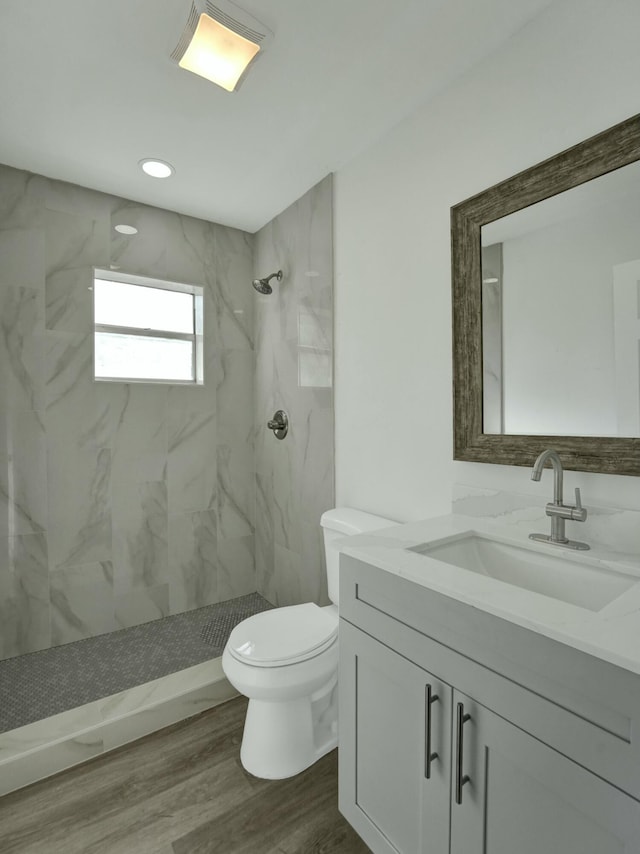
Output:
top-left (227, 604), bottom-right (338, 667)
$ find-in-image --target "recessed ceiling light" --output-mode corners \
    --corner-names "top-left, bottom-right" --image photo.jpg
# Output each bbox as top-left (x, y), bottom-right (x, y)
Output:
top-left (139, 159), bottom-right (174, 178)
top-left (114, 224), bottom-right (138, 235)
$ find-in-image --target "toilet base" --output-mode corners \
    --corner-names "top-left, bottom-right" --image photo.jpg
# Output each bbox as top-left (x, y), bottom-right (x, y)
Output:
top-left (240, 678), bottom-right (338, 779)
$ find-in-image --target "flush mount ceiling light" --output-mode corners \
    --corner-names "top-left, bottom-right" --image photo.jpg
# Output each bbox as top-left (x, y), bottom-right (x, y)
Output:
top-left (171, 0), bottom-right (273, 92)
top-left (114, 224), bottom-right (138, 235)
top-left (139, 159), bottom-right (174, 178)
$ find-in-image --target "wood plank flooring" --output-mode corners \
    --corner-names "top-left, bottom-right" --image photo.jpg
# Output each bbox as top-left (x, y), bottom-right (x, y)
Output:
top-left (0, 697), bottom-right (371, 854)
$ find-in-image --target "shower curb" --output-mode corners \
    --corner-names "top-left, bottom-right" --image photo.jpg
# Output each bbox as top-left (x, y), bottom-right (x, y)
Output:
top-left (0, 658), bottom-right (236, 797)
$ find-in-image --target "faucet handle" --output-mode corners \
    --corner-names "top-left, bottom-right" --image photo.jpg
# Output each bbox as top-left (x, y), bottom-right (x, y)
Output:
top-left (571, 488), bottom-right (587, 522)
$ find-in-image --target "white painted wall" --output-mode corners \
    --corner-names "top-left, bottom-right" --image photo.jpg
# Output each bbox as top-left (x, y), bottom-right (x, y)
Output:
top-left (335, 0), bottom-right (640, 520)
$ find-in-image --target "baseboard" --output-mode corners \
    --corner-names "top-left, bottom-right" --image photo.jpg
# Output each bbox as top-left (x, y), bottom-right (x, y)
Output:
top-left (0, 658), bottom-right (237, 797)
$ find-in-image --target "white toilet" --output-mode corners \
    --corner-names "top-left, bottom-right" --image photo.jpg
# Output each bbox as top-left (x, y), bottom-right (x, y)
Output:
top-left (222, 507), bottom-right (394, 779)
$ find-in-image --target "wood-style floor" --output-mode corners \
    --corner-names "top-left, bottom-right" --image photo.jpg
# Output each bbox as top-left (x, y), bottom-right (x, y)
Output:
top-left (0, 697), bottom-right (371, 854)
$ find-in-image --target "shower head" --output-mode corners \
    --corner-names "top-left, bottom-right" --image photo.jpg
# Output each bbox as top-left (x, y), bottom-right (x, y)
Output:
top-left (252, 270), bottom-right (283, 294)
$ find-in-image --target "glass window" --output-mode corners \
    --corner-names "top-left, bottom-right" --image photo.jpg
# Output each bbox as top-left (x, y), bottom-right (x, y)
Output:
top-left (94, 281), bottom-right (194, 334)
top-left (93, 271), bottom-right (203, 384)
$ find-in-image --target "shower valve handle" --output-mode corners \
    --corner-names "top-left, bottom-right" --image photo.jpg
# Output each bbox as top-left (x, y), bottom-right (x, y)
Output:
top-left (267, 410), bottom-right (289, 440)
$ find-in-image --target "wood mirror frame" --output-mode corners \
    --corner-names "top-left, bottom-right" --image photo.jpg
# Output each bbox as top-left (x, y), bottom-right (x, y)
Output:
top-left (451, 113), bottom-right (640, 476)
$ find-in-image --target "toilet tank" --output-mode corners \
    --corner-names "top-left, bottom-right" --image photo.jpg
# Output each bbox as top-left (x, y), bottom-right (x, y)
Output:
top-left (320, 508), bottom-right (395, 606)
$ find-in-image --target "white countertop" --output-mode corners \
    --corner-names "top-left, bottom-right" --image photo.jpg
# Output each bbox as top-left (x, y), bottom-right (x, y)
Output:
top-left (338, 514), bottom-right (640, 676)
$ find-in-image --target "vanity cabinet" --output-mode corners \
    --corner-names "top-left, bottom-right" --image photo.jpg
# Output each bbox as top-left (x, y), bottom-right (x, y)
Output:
top-left (450, 691), bottom-right (640, 854)
top-left (341, 622), bottom-right (452, 854)
top-left (339, 558), bottom-right (640, 854)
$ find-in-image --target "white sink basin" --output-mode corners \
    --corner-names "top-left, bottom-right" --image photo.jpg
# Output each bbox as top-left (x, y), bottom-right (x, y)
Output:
top-left (409, 532), bottom-right (638, 612)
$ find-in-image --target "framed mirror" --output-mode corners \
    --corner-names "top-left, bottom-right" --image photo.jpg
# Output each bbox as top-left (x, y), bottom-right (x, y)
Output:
top-left (451, 113), bottom-right (640, 475)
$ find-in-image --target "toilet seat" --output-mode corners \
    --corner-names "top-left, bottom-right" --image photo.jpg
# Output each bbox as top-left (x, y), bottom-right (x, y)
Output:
top-left (227, 603), bottom-right (338, 667)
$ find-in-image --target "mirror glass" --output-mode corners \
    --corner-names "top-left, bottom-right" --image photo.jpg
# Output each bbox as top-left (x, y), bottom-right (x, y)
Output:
top-left (481, 160), bottom-right (640, 438)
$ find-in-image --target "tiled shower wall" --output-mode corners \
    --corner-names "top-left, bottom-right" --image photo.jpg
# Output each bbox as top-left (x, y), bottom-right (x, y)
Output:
top-left (254, 175), bottom-right (334, 606)
top-left (0, 164), bottom-right (255, 660)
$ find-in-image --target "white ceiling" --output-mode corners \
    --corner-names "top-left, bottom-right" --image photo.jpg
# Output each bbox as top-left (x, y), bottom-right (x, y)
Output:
top-left (0, 0), bottom-right (553, 233)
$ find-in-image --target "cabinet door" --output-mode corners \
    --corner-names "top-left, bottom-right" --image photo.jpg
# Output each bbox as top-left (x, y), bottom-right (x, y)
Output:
top-left (450, 690), bottom-right (640, 854)
top-left (339, 620), bottom-right (452, 854)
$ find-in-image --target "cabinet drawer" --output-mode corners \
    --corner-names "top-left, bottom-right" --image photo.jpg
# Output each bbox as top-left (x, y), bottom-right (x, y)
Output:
top-left (340, 555), bottom-right (640, 800)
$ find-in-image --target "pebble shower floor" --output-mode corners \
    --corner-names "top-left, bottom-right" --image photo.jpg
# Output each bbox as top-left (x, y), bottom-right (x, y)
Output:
top-left (0, 592), bottom-right (272, 733)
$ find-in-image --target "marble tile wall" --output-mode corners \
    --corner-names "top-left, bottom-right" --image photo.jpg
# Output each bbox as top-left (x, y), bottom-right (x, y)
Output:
top-left (0, 164), bottom-right (256, 660)
top-left (253, 175), bottom-right (335, 606)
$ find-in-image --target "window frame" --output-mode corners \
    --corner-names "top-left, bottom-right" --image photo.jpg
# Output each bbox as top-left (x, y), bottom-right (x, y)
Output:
top-left (93, 268), bottom-right (204, 386)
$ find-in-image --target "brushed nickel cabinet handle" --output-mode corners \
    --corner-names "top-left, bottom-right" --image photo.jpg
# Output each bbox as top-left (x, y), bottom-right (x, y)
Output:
top-left (425, 684), bottom-right (439, 779)
top-left (455, 701), bottom-right (471, 804)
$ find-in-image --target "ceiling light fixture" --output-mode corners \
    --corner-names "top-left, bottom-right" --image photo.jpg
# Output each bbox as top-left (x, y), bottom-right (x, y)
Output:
top-left (139, 159), bottom-right (174, 178)
top-left (114, 224), bottom-right (138, 235)
top-left (171, 0), bottom-right (273, 93)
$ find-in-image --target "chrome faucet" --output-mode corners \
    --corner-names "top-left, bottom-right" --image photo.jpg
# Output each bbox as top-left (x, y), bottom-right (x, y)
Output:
top-left (529, 449), bottom-right (590, 550)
